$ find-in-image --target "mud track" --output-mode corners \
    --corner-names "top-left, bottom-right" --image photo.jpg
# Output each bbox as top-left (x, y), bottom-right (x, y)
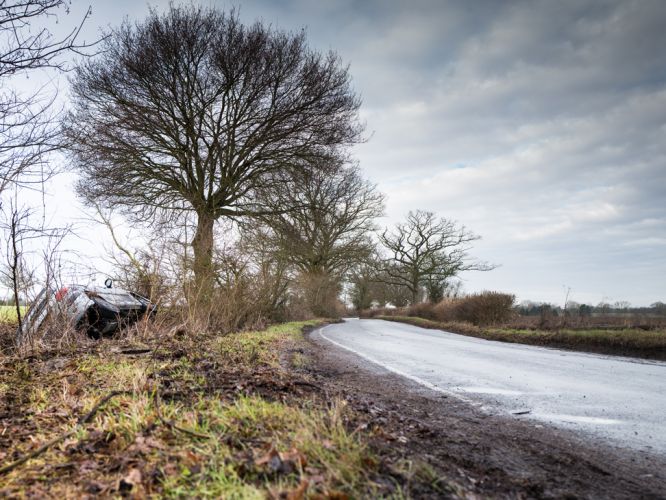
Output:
top-left (304, 326), bottom-right (666, 499)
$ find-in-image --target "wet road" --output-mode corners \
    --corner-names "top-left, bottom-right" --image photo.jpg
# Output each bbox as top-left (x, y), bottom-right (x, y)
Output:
top-left (316, 318), bottom-right (666, 454)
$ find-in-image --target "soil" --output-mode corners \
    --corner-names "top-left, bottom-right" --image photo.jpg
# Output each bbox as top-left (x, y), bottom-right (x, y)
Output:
top-left (302, 325), bottom-right (666, 499)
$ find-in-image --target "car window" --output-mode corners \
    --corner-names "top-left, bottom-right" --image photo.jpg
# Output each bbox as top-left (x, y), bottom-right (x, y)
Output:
top-left (96, 291), bottom-right (142, 308)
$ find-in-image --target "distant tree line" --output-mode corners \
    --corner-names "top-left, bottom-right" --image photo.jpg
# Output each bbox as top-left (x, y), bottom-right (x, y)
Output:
top-left (516, 301), bottom-right (666, 317)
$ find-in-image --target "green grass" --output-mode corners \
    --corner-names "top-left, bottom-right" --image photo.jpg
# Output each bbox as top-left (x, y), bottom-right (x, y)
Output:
top-left (374, 315), bottom-right (666, 359)
top-left (216, 320), bottom-right (321, 367)
top-left (0, 319), bottom-right (382, 498)
top-left (159, 395), bottom-right (371, 498)
top-left (0, 305), bottom-right (24, 324)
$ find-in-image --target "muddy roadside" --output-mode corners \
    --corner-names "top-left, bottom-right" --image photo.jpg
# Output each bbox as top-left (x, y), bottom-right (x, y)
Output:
top-left (301, 325), bottom-right (666, 499)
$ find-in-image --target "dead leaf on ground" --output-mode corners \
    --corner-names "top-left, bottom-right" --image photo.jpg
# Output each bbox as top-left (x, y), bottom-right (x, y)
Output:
top-left (255, 445), bottom-right (307, 475)
top-left (131, 435), bottom-right (166, 454)
top-left (255, 445), bottom-right (280, 467)
top-left (78, 459), bottom-right (99, 474)
top-left (287, 478), bottom-right (310, 500)
top-left (118, 467), bottom-right (143, 493)
top-left (85, 480), bottom-right (108, 495)
top-left (268, 478), bottom-right (309, 500)
top-left (181, 449), bottom-right (202, 467)
top-left (280, 448), bottom-right (307, 468)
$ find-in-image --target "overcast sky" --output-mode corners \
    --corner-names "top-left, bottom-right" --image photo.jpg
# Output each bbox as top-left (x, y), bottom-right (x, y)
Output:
top-left (7, 0), bottom-right (666, 306)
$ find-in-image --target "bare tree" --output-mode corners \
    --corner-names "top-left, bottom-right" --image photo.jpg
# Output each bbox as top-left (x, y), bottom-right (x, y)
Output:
top-left (64, 5), bottom-right (363, 298)
top-left (0, 204), bottom-right (34, 332)
top-left (378, 210), bottom-right (494, 304)
top-left (256, 164), bottom-right (383, 276)
top-left (0, 0), bottom-right (92, 194)
top-left (250, 164), bottom-right (383, 315)
top-left (0, 198), bottom-right (71, 346)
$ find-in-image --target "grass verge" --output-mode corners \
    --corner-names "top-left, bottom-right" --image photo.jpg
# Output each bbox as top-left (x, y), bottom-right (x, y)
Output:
top-left (373, 315), bottom-right (666, 360)
top-left (0, 321), bottom-right (391, 498)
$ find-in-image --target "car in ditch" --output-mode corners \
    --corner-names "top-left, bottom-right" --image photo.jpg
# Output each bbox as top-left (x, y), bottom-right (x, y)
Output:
top-left (16, 280), bottom-right (156, 345)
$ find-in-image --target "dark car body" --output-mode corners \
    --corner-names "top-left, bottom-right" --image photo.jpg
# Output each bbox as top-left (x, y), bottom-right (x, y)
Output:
top-left (17, 283), bottom-right (156, 344)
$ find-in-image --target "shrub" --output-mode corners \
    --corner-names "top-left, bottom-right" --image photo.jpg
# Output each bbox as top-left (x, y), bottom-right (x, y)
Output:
top-left (432, 299), bottom-right (458, 322)
top-left (404, 302), bottom-right (437, 320)
top-left (453, 292), bottom-right (515, 325)
top-left (360, 291), bottom-right (515, 327)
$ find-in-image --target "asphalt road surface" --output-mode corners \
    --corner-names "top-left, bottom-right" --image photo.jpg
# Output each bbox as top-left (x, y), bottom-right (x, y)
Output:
top-left (316, 318), bottom-right (666, 455)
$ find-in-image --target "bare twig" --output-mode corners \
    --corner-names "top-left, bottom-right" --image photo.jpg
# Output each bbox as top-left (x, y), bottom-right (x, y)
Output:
top-left (78, 390), bottom-right (129, 424)
top-left (0, 430), bottom-right (76, 476)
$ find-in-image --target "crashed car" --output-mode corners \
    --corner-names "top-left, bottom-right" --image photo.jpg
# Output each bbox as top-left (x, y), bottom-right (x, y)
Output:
top-left (17, 280), bottom-right (156, 344)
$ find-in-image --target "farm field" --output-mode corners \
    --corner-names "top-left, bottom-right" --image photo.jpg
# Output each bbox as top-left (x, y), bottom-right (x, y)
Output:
top-left (0, 306), bottom-right (23, 324)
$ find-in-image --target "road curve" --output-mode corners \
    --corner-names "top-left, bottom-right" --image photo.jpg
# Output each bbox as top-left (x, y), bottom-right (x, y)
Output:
top-left (315, 318), bottom-right (666, 455)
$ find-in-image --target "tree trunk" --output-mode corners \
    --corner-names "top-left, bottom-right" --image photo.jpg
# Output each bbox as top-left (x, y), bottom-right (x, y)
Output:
top-left (9, 212), bottom-right (23, 339)
top-left (410, 274), bottom-right (420, 305)
top-left (191, 211), bottom-right (215, 301)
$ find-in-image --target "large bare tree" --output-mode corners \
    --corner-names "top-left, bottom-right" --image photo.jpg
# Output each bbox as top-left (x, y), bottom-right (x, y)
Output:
top-left (1, 0), bottom-right (91, 194)
top-left (64, 5), bottom-right (363, 297)
top-left (378, 210), bottom-right (494, 304)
